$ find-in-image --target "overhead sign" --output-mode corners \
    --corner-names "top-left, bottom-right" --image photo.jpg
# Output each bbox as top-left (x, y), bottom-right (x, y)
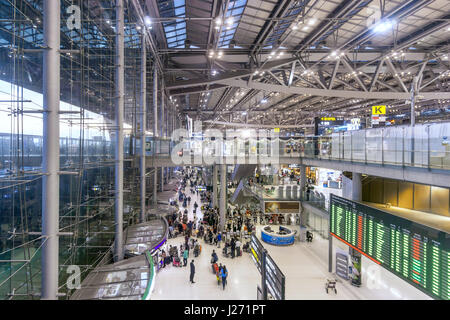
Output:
top-left (371, 115), bottom-right (386, 125)
top-left (372, 105), bottom-right (386, 115)
top-left (274, 128), bottom-right (280, 133)
top-left (321, 117), bottom-right (336, 121)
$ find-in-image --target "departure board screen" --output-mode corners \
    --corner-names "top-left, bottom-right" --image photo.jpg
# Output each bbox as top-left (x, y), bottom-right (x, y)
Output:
top-left (330, 194), bottom-right (450, 300)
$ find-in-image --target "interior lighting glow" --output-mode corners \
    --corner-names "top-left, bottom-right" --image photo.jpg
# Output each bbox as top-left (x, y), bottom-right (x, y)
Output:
top-left (308, 18), bottom-right (317, 26)
top-left (372, 19), bottom-right (395, 33)
top-left (144, 16), bottom-right (152, 27)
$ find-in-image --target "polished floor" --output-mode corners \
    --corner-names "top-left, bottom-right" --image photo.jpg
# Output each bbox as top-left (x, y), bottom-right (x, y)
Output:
top-left (151, 177), bottom-right (430, 300)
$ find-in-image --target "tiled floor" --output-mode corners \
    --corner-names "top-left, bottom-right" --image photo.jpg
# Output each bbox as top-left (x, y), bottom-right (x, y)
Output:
top-left (151, 177), bottom-right (431, 300)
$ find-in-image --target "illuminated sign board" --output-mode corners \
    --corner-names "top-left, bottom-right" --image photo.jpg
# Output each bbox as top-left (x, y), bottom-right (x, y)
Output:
top-left (330, 194), bottom-right (449, 300)
top-left (372, 105), bottom-right (386, 115)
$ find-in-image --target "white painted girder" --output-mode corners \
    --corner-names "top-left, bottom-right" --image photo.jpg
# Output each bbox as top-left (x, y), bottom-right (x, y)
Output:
top-left (216, 79), bottom-right (450, 100)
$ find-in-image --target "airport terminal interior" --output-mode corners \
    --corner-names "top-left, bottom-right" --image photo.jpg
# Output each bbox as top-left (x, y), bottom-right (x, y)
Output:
top-left (0, 0), bottom-right (449, 301)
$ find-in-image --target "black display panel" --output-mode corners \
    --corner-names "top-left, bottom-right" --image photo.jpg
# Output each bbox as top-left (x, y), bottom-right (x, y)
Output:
top-left (250, 234), bottom-right (286, 300)
top-left (330, 194), bottom-right (449, 300)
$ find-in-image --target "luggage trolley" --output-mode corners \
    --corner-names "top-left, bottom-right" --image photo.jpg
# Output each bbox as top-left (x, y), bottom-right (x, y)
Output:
top-left (325, 278), bottom-right (337, 294)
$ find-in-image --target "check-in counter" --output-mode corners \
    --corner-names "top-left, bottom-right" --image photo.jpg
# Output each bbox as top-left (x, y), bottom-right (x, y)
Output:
top-left (261, 225), bottom-right (295, 245)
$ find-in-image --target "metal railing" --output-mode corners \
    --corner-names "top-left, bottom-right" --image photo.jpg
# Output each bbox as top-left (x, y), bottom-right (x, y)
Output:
top-left (243, 180), bottom-right (329, 212)
top-left (142, 122), bottom-right (450, 171)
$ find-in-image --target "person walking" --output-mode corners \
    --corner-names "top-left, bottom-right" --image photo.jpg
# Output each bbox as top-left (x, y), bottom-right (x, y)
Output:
top-left (190, 260), bottom-right (195, 284)
top-left (235, 239), bottom-right (241, 257)
top-left (211, 249), bottom-right (218, 264)
top-left (217, 232), bottom-right (222, 248)
top-left (183, 247), bottom-right (189, 267)
top-left (230, 238), bottom-right (236, 259)
top-left (220, 266), bottom-right (228, 290)
top-left (161, 250), bottom-right (167, 268)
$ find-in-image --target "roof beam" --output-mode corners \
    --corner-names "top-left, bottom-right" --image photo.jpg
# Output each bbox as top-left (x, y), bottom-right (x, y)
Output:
top-left (385, 58), bottom-right (409, 93)
top-left (216, 79), bottom-right (450, 100)
top-left (328, 59), bottom-right (340, 90)
top-left (204, 120), bottom-right (314, 128)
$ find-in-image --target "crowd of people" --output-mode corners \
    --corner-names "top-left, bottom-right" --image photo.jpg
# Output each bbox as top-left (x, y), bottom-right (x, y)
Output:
top-left (159, 167), bottom-right (234, 289)
top-left (157, 166), bottom-right (312, 290)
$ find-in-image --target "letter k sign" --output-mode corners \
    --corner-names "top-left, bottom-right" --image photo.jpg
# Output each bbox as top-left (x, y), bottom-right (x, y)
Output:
top-left (372, 105), bottom-right (386, 115)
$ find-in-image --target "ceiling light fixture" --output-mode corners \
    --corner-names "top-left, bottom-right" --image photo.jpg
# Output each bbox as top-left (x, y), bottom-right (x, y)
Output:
top-left (144, 16), bottom-right (152, 29)
top-left (372, 19), bottom-right (395, 33)
top-left (308, 18), bottom-right (317, 26)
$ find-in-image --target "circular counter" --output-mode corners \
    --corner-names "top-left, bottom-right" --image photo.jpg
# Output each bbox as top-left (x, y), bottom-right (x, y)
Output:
top-left (261, 225), bottom-right (295, 246)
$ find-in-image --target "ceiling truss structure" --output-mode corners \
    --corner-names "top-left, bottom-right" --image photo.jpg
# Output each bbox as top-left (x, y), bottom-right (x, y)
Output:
top-left (154, 0), bottom-right (450, 129)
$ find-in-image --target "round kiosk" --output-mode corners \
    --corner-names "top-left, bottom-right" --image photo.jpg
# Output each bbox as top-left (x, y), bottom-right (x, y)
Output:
top-left (261, 225), bottom-right (295, 246)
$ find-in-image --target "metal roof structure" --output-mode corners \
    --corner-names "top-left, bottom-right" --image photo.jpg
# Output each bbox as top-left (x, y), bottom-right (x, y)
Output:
top-left (149, 0), bottom-right (450, 129)
top-left (0, 0), bottom-right (448, 131)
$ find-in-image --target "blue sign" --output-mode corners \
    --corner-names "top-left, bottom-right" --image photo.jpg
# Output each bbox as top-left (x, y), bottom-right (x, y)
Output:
top-left (261, 231), bottom-right (294, 246)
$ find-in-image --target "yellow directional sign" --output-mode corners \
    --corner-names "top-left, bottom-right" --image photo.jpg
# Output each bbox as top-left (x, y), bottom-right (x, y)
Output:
top-left (372, 105), bottom-right (386, 115)
top-left (274, 128), bottom-right (280, 132)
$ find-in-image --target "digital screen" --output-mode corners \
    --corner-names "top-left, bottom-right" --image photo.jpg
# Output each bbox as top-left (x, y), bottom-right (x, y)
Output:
top-left (330, 194), bottom-right (450, 300)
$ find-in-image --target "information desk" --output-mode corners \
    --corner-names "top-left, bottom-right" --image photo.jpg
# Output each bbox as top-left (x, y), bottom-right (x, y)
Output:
top-left (261, 225), bottom-right (295, 246)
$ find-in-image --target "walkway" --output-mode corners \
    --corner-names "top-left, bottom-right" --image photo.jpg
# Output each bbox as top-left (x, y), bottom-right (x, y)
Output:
top-left (151, 177), bottom-right (431, 300)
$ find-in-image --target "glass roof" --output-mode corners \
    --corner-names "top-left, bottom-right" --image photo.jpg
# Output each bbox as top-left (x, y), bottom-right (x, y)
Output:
top-left (219, 0), bottom-right (247, 48)
top-left (265, 0), bottom-right (309, 47)
top-left (157, 0), bottom-right (187, 48)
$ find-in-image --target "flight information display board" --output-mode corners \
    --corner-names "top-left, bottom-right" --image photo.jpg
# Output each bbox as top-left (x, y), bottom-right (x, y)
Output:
top-left (330, 194), bottom-right (450, 300)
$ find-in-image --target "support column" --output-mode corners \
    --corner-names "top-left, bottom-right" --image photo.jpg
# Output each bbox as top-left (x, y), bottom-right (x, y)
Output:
top-left (160, 167), bottom-right (164, 191)
top-left (153, 65), bottom-right (158, 205)
top-left (273, 165), bottom-right (279, 185)
top-left (328, 233), bottom-right (333, 273)
top-left (219, 164), bottom-right (227, 231)
top-left (410, 76), bottom-right (418, 164)
top-left (41, 0), bottom-right (60, 300)
top-left (140, 34), bottom-right (146, 223)
top-left (300, 165), bottom-right (306, 196)
top-left (114, 0), bottom-right (125, 262)
top-left (212, 164), bottom-right (218, 208)
top-left (160, 85), bottom-right (165, 191)
top-left (352, 172), bottom-right (362, 202)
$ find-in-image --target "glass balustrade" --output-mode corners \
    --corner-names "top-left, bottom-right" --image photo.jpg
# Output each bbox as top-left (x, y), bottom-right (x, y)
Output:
top-left (145, 122), bottom-right (450, 170)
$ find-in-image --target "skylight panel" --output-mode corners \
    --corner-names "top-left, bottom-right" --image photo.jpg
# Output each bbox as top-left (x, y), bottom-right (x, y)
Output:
top-left (218, 0), bottom-right (247, 47)
top-left (157, 0), bottom-right (187, 48)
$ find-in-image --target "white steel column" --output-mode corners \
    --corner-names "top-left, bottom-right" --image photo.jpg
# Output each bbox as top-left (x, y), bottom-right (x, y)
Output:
top-left (114, 0), bottom-right (125, 262)
top-left (213, 164), bottom-right (218, 208)
top-left (140, 34), bottom-right (147, 223)
top-left (41, 0), bottom-right (60, 300)
top-left (219, 164), bottom-right (227, 231)
top-left (160, 86), bottom-right (165, 191)
top-left (300, 165), bottom-right (306, 196)
top-left (352, 172), bottom-right (362, 202)
top-left (410, 76), bottom-right (418, 164)
top-left (153, 65), bottom-right (158, 205)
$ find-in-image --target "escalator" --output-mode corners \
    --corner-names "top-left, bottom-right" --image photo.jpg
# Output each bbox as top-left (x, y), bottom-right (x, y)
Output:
top-left (231, 164), bottom-right (256, 182)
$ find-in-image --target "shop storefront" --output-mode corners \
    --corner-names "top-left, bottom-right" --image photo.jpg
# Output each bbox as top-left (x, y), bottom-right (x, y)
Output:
top-left (315, 168), bottom-right (342, 189)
